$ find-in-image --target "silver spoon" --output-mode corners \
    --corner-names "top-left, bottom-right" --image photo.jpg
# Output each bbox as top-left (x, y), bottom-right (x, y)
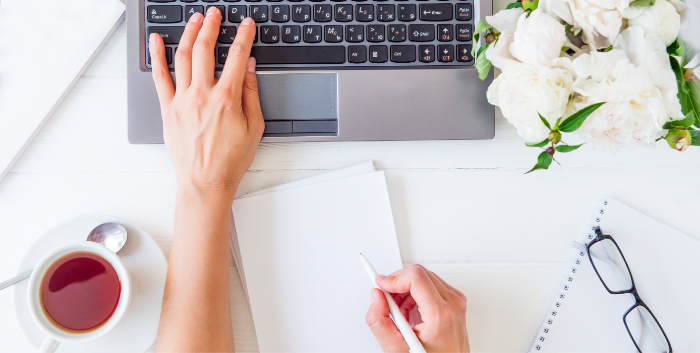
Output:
top-left (0, 222), bottom-right (128, 291)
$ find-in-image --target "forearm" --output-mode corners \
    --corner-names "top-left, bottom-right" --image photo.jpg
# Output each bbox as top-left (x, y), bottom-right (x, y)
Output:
top-left (156, 186), bottom-right (236, 353)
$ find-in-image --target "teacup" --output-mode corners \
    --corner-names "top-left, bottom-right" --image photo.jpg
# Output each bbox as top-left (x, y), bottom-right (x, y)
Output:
top-left (27, 242), bottom-right (131, 353)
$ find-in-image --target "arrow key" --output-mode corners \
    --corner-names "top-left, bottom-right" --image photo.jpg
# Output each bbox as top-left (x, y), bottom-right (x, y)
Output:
top-left (419, 44), bottom-right (434, 63)
top-left (456, 44), bottom-right (473, 62)
top-left (437, 44), bottom-right (453, 62)
top-left (437, 24), bottom-right (453, 41)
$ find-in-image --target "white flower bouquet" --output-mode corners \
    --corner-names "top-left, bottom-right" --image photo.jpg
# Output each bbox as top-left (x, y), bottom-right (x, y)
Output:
top-left (474, 0), bottom-right (700, 172)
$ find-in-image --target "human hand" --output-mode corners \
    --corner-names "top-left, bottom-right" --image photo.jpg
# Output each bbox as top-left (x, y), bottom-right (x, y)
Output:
top-left (148, 8), bottom-right (264, 202)
top-left (365, 265), bottom-right (469, 353)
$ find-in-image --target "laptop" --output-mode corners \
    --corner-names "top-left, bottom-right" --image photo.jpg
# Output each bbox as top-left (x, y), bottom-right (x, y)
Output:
top-left (127, 0), bottom-right (494, 143)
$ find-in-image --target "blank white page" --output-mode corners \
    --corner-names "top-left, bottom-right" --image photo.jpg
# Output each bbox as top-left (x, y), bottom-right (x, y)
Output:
top-left (232, 171), bottom-right (402, 352)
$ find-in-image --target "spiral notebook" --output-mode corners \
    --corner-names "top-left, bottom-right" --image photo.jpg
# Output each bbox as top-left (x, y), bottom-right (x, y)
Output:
top-left (529, 198), bottom-right (700, 352)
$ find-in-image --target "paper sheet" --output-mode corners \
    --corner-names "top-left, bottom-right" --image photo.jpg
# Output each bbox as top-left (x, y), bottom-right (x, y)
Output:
top-left (232, 171), bottom-right (402, 352)
top-left (0, 0), bottom-right (125, 181)
top-left (229, 160), bottom-right (376, 302)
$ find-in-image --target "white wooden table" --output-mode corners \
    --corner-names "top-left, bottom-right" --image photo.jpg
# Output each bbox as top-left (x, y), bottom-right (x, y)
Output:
top-left (2, 20), bottom-right (700, 353)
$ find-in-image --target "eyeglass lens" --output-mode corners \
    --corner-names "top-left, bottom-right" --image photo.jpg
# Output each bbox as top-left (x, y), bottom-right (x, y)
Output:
top-left (589, 239), bottom-right (633, 292)
top-left (624, 305), bottom-right (670, 353)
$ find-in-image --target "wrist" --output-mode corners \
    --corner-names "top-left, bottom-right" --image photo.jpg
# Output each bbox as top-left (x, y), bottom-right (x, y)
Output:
top-left (176, 181), bottom-right (238, 209)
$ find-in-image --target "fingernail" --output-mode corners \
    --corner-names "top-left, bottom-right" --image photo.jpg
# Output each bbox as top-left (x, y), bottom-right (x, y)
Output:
top-left (190, 12), bottom-right (203, 22)
top-left (241, 17), bottom-right (254, 26)
top-left (246, 57), bottom-right (256, 73)
top-left (149, 33), bottom-right (156, 43)
top-left (207, 6), bottom-right (218, 15)
top-left (376, 275), bottom-right (386, 282)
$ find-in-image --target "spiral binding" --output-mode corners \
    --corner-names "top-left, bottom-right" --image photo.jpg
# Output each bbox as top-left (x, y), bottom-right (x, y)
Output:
top-left (528, 198), bottom-right (608, 352)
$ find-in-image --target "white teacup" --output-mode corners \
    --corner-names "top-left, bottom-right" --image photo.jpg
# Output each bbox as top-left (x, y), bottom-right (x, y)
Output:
top-left (27, 242), bottom-right (131, 353)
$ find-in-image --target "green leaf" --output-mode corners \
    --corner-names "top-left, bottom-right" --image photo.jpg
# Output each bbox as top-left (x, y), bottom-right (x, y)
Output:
top-left (472, 39), bottom-right (488, 60)
top-left (522, 0), bottom-right (538, 11)
top-left (475, 42), bottom-right (492, 81)
top-left (474, 20), bottom-right (492, 37)
top-left (525, 138), bottom-right (549, 148)
top-left (558, 102), bottom-right (605, 133)
top-left (538, 113), bottom-right (552, 130)
top-left (663, 111), bottom-right (696, 129)
top-left (526, 151), bottom-right (553, 174)
top-left (630, 0), bottom-right (655, 6)
top-left (691, 131), bottom-right (700, 146)
top-left (687, 78), bottom-right (700, 127)
top-left (506, 1), bottom-right (524, 9)
top-left (554, 144), bottom-right (583, 153)
top-left (476, 53), bottom-right (493, 81)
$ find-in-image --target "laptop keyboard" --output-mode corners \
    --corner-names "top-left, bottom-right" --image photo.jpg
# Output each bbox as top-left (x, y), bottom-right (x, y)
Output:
top-left (144, 0), bottom-right (475, 69)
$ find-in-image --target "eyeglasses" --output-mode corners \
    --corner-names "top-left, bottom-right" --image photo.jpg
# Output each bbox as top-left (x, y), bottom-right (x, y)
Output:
top-left (586, 228), bottom-right (672, 353)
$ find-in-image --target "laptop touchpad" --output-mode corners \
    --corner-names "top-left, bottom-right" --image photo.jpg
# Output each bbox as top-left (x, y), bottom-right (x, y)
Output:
top-left (258, 73), bottom-right (338, 136)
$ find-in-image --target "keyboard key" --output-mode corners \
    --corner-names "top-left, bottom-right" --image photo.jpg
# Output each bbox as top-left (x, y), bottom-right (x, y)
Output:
top-left (456, 24), bottom-right (472, 41)
top-left (206, 5), bottom-right (226, 21)
top-left (367, 25), bottom-right (385, 42)
top-left (314, 4), bottom-right (333, 21)
top-left (397, 4), bottom-right (416, 21)
top-left (245, 0), bottom-right (262, 2)
top-left (387, 24), bottom-right (406, 42)
top-left (437, 44), bottom-right (453, 62)
top-left (346, 25), bottom-right (364, 42)
top-left (419, 44), bottom-right (434, 62)
top-left (250, 46), bottom-right (346, 63)
top-left (282, 25), bottom-right (301, 42)
top-left (303, 25), bottom-right (323, 42)
top-left (408, 24), bottom-right (434, 42)
top-left (260, 25), bottom-right (280, 43)
top-left (310, 0), bottom-right (326, 2)
top-left (181, 0), bottom-right (198, 2)
top-left (292, 5), bottom-right (311, 22)
top-left (229, 5), bottom-right (247, 22)
top-left (377, 4), bottom-right (395, 21)
top-left (348, 45), bottom-right (367, 63)
top-left (455, 3), bottom-right (472, 21)
top-left (271, 5), bottom-right (290, 22)
top-left (390, 45), bottom-right (415, 62)
top-left (224, 0), bottom-right (241, 2)
top-left (335, 4), bottom-right (353, 21)
top-left (456, 44), bottom-right (472, 61)
top-left (148, 0), bottom-right (176, 2)
top-left (356, 4), bottom-right (374, 21)
top-left (202, 0), bottom-right (220, 2)
top-left (218, 26), bottom-right (237, 43)
top-left (437, 24), bottom-right (452, 41)
top-left (148, 26), bottom-right (185, 44)
top-left (218, 46), bottom-right (231, 64)
top-left (185, 5), bottom-right (204, 21)
top-left (250, 5), bottom-right (269, 22)
top-left (419, 4), bottom-right (452, 21)
top-left (147, 5), bottom-right (182, 23)
top-left (288, 0), bottom-right (304, 2)
top-left (268, 0), bottom-right (283, 2)
top-left (324, 25), bottom-right (343, 42)
top-left (147, 47), bottom-right (173, 65)
top-left (369, 45), bottom-right (387, 62)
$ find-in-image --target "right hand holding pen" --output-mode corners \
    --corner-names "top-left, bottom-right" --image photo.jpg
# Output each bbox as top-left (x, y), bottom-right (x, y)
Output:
top-left (365, 265), bottom-right (469, 353)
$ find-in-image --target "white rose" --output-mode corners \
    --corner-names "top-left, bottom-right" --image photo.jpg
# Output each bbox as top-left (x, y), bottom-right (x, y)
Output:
top-left (564, 0), bottom-right (631, 48)
top-left (613, 26), bottom-right (683, 119)
top-left (510, 10), bottom-right (567, 65)
top-left (627, 0), bottom-right (681, 45)
top-left (539, 0), bottom-right (574, 23)
top-left (487, 58), bottom-right (576, 142)
top-left (484, 8), bottom-right (524, 70)
top-left (570, 27), bottom-right (682, 151)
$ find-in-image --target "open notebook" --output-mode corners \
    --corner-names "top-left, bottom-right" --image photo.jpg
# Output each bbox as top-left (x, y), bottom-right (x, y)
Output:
top-left (230, 161), bottom-right (403, 352)
top-left (529, 198), bottom-right (700, 352)
top-left (0, 0), bottom-right (125, 181)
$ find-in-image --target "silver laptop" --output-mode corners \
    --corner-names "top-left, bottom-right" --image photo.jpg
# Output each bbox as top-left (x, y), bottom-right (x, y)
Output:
top-left (127, 0), bottom-right (493, 143)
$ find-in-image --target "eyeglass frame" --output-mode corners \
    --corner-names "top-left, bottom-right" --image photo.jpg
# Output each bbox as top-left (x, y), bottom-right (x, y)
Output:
top-left (586, 227), bottom-right (673, 353)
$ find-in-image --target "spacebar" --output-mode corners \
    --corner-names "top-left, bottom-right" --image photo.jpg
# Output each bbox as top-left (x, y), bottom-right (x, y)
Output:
top-left (250, 46), bottom-right (345, 64)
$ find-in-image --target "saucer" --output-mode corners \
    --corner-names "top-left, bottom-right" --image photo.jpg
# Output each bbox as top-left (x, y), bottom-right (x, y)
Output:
top-left (14, 215), bottom-right (168, 353)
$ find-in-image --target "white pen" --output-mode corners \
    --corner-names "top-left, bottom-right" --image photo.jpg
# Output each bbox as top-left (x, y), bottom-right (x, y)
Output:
top-left (360, 253), bottom-right (427, 353)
